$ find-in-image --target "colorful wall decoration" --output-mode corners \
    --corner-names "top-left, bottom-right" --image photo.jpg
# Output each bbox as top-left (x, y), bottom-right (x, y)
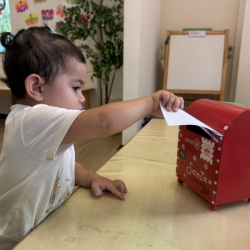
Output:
top-left (41, 9), bottom-right (54, 21)
top-left (10, 1), bottom-right (76, 36)
top-left (15, 0), bottom-right (28, 13)
top-left (0, 0), bottom-right (6, 14)
top-left (25, 13), bottom-right (38, 25)
top-left (56, 4), bottom-right (69, 18)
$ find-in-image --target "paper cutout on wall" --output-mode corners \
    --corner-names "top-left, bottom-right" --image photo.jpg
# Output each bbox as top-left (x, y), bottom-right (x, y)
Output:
top-left (34, 0), bottom-right (47, 3)
top-left (42, 9), bottom-right (54, 21)
top-left (15, 0), bottom-right (28, 13)
top-left (56, 4), bottom-right (69, 18)
top-left (0, 0), bottom-right (6, 15)
top-left (66, 0), bottom-right (77, 4)
top-left (25, 13), bottom-right (38, 26)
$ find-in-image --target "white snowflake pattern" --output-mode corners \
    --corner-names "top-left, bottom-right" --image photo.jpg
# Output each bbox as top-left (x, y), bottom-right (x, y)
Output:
top-left (184, 173), bottom-right (186, 177)
top-left (194, 139), bottom-right (201, 150)
top-left (193, 155), bottom-right (197, 161)
top-left (204, 164), bottom-right (208, 170)
top-left (180, 133), bottom-right (183, 137)
top-left (182, 144), bottom-right (185, 150)
top-left (208, 180), bottom-right (212, 185)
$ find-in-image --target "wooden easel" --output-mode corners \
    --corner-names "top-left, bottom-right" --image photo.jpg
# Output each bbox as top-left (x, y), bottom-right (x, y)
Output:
top-left (163, 29), bottom-right (229, 101)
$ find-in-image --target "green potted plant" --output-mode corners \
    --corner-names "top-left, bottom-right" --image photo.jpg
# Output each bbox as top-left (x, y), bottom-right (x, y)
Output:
top-left (57, 0), bottom-right (124, 105)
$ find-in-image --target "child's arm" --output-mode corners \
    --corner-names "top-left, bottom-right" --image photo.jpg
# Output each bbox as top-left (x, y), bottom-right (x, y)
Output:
top-left (75, 162), bottom-right (128, 200)
top-left (63, 90), bottom-right (184, 143)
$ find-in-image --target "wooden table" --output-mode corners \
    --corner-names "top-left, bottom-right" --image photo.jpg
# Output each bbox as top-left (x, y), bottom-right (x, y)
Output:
top-left (14, 120), bottom-right (250, 250)
top-left (0, 82), bottom-right (94, 109)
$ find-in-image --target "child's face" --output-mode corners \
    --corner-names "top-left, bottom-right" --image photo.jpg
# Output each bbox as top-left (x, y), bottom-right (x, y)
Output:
top-left (41, 59), bottom-right (87, 110)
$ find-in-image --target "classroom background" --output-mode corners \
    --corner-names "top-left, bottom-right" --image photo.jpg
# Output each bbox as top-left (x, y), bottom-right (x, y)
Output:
top-left (2, 1), bottom-right (250, 248)
top-left (0, 0), bottom-right (249, 145)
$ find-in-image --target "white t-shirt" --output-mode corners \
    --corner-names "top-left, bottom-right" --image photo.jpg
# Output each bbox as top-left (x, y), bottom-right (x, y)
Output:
top-left (0, 104), bottom-right (83, 249)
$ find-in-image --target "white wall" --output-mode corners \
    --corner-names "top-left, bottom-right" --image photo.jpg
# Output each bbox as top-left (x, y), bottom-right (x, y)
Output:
top-left (122, 0), bottom-right (161, 145)
top-left (235, 0), bottom-right (250, 107)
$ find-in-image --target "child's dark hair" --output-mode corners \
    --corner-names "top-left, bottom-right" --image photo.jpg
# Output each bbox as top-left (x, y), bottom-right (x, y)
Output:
top-left (0, 25), bottom-right (86, 99)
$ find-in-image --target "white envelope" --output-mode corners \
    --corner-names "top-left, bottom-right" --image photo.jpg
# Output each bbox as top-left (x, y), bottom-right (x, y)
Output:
top-left (160, 103), bottom-right (223, 138)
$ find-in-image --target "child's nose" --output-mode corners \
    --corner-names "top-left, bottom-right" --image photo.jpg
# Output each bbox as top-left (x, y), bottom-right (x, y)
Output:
top-left (80, 93), bottom-right (85, 103)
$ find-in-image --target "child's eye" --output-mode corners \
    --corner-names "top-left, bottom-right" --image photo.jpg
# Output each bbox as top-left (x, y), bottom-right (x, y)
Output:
top-left (73, 87), bottom-right (81, 92)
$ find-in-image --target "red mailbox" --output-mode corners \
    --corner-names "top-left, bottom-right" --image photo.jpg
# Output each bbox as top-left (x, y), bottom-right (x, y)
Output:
top-left (176, 99), bottom-right (250, 210)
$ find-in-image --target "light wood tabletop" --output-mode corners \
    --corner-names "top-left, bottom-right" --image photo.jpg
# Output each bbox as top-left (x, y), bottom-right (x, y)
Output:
top-left (14, 119), bottom-right (250, 250)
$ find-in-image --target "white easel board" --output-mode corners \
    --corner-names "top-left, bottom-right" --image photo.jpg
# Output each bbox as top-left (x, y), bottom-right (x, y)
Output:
top-left (167, 35), bottom-right (225, 91)
top-left (163, 30), bottom-right (229, 101)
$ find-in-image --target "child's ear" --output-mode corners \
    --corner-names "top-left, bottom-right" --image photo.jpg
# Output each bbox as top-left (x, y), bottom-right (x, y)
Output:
top-left (25, 74), bottom-right (45, 102)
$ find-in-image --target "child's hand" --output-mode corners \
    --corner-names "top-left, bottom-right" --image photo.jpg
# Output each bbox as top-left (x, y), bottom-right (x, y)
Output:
top-left (91, 176), bottom-right (128, 200)
top-left (151, 90), bottom-right (184, 116)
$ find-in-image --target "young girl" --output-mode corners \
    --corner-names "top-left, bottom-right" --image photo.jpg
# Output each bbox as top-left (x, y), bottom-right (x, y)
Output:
top-left (0, 25), bottom-right (184, 249)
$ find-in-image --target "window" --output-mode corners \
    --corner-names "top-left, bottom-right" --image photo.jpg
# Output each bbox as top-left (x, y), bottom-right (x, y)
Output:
top-left (0, 0), bottom-right (11, 53)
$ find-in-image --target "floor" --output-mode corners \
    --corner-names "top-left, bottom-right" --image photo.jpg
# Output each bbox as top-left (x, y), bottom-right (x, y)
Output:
top-left (0, 115), bottom-right (122, 173)
top-left (74, 133), bottom-right (122, 172)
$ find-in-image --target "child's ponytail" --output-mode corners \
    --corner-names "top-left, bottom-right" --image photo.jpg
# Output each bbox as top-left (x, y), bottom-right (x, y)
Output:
top-left (0, 32), bottom-right (15, 49)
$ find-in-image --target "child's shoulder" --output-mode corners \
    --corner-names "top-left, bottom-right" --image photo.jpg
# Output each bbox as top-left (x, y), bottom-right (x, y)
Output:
top-left (9, 104), bottom-right (68, 118)
top-left (7, 104), bottom-right (81, 130)
top-left (6, 104), bottom-right (61, 126)
top-left (9, 104), bottom-right (47, 116)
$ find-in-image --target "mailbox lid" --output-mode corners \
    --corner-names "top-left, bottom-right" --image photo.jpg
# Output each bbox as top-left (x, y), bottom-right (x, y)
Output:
top-left (185, 99), bottom-right (248, 136)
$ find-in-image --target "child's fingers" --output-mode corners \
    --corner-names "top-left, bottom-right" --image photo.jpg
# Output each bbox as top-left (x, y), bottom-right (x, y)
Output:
top-left (114, 180), bottom-right (128, 193)
top-left (166, 93), bottom-right (175, 111)
top-left (173, 96), bottom-right (184, 111)
top-left (153, 91), bottom-right (184, 114)
top-left (124, 185), bottom-right (128, 193)
top-left (107, 185), bottom-right (125, 200)
top-left (91, 183), bottom-right (103, 197)
top-left (179, 97), bottom-right (184, 109)
top-left (91, 179), bottom-right (126, 200)
top-left (172, 96), bottom-right (181, 112)
top-left (161, 92), bottom-right (170, 107)
top-left (163, 94), bottom-right (184, 112)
